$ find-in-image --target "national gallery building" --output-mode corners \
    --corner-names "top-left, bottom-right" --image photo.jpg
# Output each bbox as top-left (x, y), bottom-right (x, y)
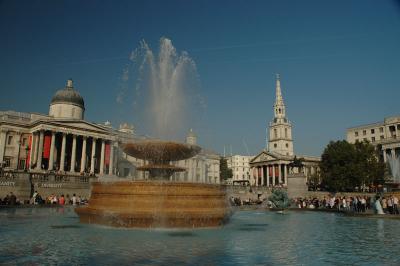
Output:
top-left (0, 80), bottom-right (220, 200)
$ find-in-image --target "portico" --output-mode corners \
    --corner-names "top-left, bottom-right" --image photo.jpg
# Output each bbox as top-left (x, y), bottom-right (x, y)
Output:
top-left (28, 126), bottom-right (116, 175)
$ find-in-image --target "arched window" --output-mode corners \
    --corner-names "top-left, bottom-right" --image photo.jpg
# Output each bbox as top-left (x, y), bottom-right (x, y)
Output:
top-left (285, 128), bottom-right (288, 138)
top-left (274, 128), bottom-right (277, 138)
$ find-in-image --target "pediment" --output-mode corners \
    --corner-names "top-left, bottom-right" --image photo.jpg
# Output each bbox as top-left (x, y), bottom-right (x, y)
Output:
top-left (32, 119), bottom-right (113, 135)
top-left (250, 151), bottom-right (277, 163)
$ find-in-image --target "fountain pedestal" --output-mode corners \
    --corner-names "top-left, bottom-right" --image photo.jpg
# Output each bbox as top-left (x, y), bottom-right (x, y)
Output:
top-left (75, 181), bottom-right (230, 228)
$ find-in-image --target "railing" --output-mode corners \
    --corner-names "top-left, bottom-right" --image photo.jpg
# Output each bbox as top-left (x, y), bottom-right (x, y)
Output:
top-left (0, 170), bottom-right (95, 184)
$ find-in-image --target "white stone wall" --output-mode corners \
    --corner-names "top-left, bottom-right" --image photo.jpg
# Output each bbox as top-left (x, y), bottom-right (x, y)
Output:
top-left (227, 155), bottom-right (253, 182)
top-left (49, 103), bottom-right (84, 120)
top-left (347, 116), bottom-right (400, 145)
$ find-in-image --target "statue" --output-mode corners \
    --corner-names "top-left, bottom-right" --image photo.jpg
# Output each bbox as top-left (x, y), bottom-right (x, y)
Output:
top-left (288, 156), bottom-right (304, 174)
top-left (268, 188), bottom-right (290, 212)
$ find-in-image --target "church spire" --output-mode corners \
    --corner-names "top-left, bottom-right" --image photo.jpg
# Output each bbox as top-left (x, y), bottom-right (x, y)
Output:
top-left (275, 74), bottom-right (283, 106)
top-left (273, 73), bottom-right (285, 119)
top-left (267, 74), bottom-right (293, 156)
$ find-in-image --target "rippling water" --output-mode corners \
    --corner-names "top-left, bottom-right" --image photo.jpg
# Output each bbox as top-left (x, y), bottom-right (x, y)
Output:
top-left (1, 207), bottom-right (399, 265)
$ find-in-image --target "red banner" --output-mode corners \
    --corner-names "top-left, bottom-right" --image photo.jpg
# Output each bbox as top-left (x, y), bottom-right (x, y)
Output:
top-left (275, 165), bottom-right (279, 177)
top-left (269, 166), bottom-right (273, 176)
top-left (105, 143), bottom-right (110, 165)
top-left (43, 135), bottom-right (51, 159)
top-left (26, 135), bottom-right (32, 168)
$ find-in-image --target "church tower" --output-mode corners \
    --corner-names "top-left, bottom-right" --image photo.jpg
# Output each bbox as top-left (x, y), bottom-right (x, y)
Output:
top-left (267, 74), bottom-right (294, 156)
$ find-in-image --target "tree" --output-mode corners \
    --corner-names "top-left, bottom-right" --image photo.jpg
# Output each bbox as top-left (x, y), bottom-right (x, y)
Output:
top-left (320, 140), bottom-right (385, 192)
top-left (219, 157), bottom-right (233, 181)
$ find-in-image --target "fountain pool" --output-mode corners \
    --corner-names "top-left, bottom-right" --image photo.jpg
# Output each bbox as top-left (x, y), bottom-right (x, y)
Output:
top-left (1, 207), bottom-right (400, 265)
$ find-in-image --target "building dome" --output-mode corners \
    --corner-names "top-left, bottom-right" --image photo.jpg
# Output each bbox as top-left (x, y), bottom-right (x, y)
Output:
top-left (51, 79), bottom-right (85, 108)
top-left (49, 79), bottom-right (85, 120)
top-left (186, 128), bottom-right (197, 145)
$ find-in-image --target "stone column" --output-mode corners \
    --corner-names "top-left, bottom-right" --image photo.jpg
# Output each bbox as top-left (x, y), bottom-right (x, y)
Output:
top-left (100, 139), bottom-right (105, 175)
top-left (90, 138), bottom-right (97, 173)
top-left (278, 164), bottom-right (282, 184)
top-left (284, 164), bottom-right (288, 185)
top-left (32, 132), bottom-right (39, 167)
top-left (108, 142), bottom-right (114, 175)
top-left (272, 165), bottom-right (276, 186)
top-left (60, 133), bottom-right (67, 172)
top-left (80, 136), bottom-right (87, 173)
top-left (28, 132), bottom-right (35, 169)
top-left (35, 131), bottom-right (44, 170)
top-left (0, 130), bottom-right (6, 165)
top-left (255, 167), bottom-right (259, 187)
top-left (70, 135), bottom-right (77, 173)
top-left (48, 131), bottom-right (56, 170)
top-left (14, 133), bottom-right (22, 169)
top-left (266, 165), bottom-right (270, 187)
top-left (261, 166), bottom-right (264, 186)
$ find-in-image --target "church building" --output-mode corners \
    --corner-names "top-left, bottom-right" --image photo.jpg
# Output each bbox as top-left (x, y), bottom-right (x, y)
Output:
top-left (249, 75), bottom-right (320, 187)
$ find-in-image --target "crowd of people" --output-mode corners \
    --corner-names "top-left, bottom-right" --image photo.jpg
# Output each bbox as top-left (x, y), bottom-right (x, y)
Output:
top-left (294, 194), bottom-right (399, 214)
top-left (0, 191), bottom-right (88, 206)
top-left (31, 191), bottom-right (88, 205)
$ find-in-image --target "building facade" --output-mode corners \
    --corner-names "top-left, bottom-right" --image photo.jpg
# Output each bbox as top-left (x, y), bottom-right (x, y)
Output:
top-left (346, 116), bottom-right (400, 162)
top-left (171, 129), bottom-right (221, 184)
top-left (0, 79), bottom-right (220, 184)
top-left (226, 155), bottom-right (254, 184)
top-left (249, 75), bottom-right (320, 187)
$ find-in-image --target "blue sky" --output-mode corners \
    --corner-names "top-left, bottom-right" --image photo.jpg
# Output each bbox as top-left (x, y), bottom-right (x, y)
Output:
top-left (1, 0), bottom-right (399, 156)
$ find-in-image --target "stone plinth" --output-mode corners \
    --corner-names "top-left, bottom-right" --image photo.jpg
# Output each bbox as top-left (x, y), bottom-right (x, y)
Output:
top-left (287, 173), bottom-right (308, 199)
top-left (75, 181), bottom-right (231, 228)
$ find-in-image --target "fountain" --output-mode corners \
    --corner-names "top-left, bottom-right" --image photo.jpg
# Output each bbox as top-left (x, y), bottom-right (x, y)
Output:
top-left (75, 38), bottom-right (230, 228)
top-left (387, 152), bottom-right (400, 184)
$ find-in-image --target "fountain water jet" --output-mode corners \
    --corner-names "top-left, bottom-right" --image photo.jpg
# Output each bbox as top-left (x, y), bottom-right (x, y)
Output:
top-left (387, 152), bottom-right (400, 183)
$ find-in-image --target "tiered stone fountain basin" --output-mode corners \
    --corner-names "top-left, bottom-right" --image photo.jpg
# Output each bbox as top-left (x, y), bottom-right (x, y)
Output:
top-left (75, 140), bottom-right (230, 228)
top-left (75, 181), bottom-right (229, 228)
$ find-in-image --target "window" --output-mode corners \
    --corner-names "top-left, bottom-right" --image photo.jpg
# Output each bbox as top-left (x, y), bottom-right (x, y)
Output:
top-left (4, 157), bottom-right (11, 167)
top-left (371, 129), bottom-right (375, 134)
top-left (363, 130), bottom-right (366, 136)
top-left (355, 131), bottom-right (359, 137)
top-left (274, 129), bottom-right (277, 138)
top-left (380, 135), bottom-right (384, 140)
top-left (380, 127), bottom-right (384, 133)
top-left (285, 128), bottom-right (288, 138)
top-left (371, 137), bottom-right (375, 142)
top-left (397, 124), bottom-right (400, 130)
top-left (274, 143), bottom-right (277, 148)
top-left (286, 143), bottom-right (289, 148)
top-left (7, 136), bottom-right (13, 145)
